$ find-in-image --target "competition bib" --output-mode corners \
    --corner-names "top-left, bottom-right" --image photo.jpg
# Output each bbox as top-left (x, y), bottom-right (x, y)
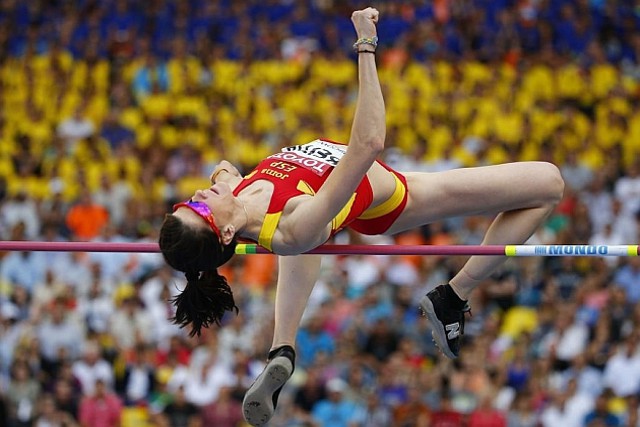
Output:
top-left (268, 139), bottom-right (347, 176)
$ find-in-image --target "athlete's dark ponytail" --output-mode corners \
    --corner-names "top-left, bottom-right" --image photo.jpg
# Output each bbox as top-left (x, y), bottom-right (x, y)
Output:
top-left (158, 214), bottom-right (239, 336)
top-left (172, 270), bottom-right (238, 336)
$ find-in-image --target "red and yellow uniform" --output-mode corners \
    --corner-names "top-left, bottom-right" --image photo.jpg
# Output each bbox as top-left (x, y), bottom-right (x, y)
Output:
top-left (233, 139), bottom-right (408, 251)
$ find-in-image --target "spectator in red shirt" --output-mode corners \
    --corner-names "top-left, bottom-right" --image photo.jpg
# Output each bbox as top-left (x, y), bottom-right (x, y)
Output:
top-left (78, 379), bottom-right (123, 427)
top-left (431, 395), bottom-right (464, 427)
top-left (468, 395), bottom-right (507, 427)
top-left (200, 384), bottom-right (243, 427)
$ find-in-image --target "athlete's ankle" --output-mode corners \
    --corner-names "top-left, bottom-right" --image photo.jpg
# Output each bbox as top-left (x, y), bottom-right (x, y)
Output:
top-left (268, 345), bottom-right (296, 364)
top-left (449, 269), bottom-right (485, 300)
top-left (447, 282), bottom-right (469, 305)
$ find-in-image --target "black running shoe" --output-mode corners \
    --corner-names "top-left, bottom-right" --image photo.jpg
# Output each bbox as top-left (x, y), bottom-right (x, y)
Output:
top-left (419, 284), bottom-right (471, 359)
top-left (242, 345), bottom-right (296, 426)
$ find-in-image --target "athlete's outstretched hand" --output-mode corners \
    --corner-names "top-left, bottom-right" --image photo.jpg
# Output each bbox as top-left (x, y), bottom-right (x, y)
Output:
top-left (351, 7), bottom-right (379, 40)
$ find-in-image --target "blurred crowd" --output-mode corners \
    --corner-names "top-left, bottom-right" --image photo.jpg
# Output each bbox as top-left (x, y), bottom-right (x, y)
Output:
top-left (2, 0), bottom-right (640, 426)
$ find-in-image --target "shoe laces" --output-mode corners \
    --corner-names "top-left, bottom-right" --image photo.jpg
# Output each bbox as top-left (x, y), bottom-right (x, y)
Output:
top-left (460, 303), bottom-right (472, 335)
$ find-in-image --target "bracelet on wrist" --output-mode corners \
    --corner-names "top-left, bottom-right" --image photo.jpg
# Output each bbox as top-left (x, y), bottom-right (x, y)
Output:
top-left (211, 168), bottom-right (230, 183)
top-left (357, 50), bottom-right (375, 54)
top-left (353, 36), bottom-right (378, 52)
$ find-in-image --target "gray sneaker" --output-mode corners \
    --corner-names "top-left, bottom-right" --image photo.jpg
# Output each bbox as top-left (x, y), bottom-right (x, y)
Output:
top-left (242, 345), bottom-right (295, 426)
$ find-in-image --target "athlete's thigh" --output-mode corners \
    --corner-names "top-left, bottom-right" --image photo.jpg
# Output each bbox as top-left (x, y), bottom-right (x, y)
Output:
top-left (385, 162), bottom-right (562, 234)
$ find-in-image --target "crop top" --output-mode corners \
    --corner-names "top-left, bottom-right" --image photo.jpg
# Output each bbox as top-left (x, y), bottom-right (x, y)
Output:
top-left (232, 139), bottom-right (374, 251)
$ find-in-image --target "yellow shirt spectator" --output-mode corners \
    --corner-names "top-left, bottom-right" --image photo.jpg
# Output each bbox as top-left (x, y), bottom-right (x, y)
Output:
top-left (500, 306), bottom-right (538, 339)
top-left (557, 64), bottom-right (587, 101)
top-left (167, 55), bottom-right (202, 95)
top-left (494, 108), bottom-right (523, 144)
top-left (521, 64), bottom-right (555, 101)
top-left (140, 91), bottom-right (172, 120)
top-left (590, 62), bottom-right (618, 99)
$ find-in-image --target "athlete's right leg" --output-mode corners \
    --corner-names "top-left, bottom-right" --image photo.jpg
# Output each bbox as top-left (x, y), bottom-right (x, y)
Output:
top-left (387, 161), bottom-right (564, 357)
top-left (243, 255), bottom-right (321, 426)
top-left (388, 161), bottom-right (564, 292)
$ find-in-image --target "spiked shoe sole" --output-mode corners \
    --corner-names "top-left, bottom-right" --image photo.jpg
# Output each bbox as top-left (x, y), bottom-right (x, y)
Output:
top-left (242, 356), bottom-right (293, 426)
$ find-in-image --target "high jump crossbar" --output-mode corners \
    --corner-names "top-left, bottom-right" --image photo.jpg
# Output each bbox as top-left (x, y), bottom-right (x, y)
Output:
top-left (0, 241), bottom-right (637, 257)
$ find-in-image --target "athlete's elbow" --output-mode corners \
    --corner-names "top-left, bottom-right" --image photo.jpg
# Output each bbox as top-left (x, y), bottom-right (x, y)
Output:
top-left (366, 136), bottom-right (385, 155)
top-left (350, 135), bottom-right (384, 156)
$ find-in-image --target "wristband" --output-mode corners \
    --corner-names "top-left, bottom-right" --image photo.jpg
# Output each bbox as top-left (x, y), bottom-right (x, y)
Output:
top-left (357, 50), bottom-right (375, 54)
top-left (353, 36), bottom-right (378, 51)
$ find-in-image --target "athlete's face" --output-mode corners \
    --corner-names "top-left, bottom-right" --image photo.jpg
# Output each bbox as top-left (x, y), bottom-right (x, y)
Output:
top-left (191, 182), bottom-right (233, 209)
top-left (173, 182), bottom-right (235, 232)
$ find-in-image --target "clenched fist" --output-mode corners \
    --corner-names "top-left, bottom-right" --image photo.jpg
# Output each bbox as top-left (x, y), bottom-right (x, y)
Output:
top-left (351, 7), bottom-right (379, 39)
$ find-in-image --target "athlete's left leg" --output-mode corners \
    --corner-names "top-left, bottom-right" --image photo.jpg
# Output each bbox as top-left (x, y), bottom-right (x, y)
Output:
top-left (243, 255), bottom-right (321, 426)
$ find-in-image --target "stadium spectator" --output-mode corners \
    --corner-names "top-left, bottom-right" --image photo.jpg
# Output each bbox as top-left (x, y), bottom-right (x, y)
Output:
top-left (538, 303), bottom-right (589, 370)
top-left (160, 385), bottom-right (200, 427)
top-left (468, 394), bottom-right (507, 427)
top-left (37, 297), bottom-right (84, 365)
top-left (311, 377), bottom-right (363, 427)
top-left (296, 314), bottom-right (336, 368)
top-left (0, 247), bottom-right (47, 294)
top-left (6, 360), bottom-right (40, 427)
top-left (583, 392), bottom-right (623, 427)
top-left (78, 379), bottom-right (122, 427)
top-left (198, 384), bottom-right (243, 427)
top-left (393, 383), bottom-right (431, 426)
top-left (0, 192), bottom-right (40, 240)
top-left (293, 365), bottom-right (326, 415)
top-left (539, 378), bottom-right (594, 427)
top-left (99, 110), bottom-right (135, 151)
top-left (56, 104), bottom-right (96, 154)
top-left (93, 173), bottom-right (134, 228)
top-left (612, 257), bottom-right (640, 304)
top-left (559, 353), bottom-right (604, 399)
top-left (33, 392), bottom-right (79, 427)
top-left (132, 53), bottom-right (170, 102)
top-left (51, 377), bottom-right (80, 422)
top-left (115, 344), bottom-right (157, 406)
top-left (506, 391), bottom-right (538, 427)
top-left (78, 278), bottom-right (115, 334)
top-left (430, 394), bottom-right (464, 427)
top-left (614, 161), bottom-right (640, 218)
top-left (65, 190), bottom-right (110, 241)
top-left (109, 294), bottom-right (155, 350)
top-left (182, 356), bottom-right (235, 407)
top-left (72, 341), bottom-right (114, 397)
top-left (602, 333), bottom-right (640, 397)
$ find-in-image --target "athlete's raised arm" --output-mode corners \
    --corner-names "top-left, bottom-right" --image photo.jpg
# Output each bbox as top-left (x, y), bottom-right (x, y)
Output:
top-left (283, 7), bottom-right (385, 252)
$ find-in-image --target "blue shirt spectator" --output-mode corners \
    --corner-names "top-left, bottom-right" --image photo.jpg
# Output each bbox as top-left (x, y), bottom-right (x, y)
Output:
top-left (296, 316), bottom-right (336, 368)
top-left (583, 394), bottom-right (622, 427)
top-left (100, 111), bottom-right (135, 150)
top-left (132, 54), bottom-right (169, 100)
top-left (0, 251), bottom-right (47, 293)
top-left (312, 378), bottom-right (363, 427)
top-left (612, 258), bottom-right (640, 303)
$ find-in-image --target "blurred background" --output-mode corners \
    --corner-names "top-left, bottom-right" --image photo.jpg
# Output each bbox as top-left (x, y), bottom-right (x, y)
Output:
top-left (1, 0), bottom-right (640, 426)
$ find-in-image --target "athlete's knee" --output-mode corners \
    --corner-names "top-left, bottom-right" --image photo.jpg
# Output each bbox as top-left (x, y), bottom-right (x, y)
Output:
top-left (535, 162), bottom-right (564, 204)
